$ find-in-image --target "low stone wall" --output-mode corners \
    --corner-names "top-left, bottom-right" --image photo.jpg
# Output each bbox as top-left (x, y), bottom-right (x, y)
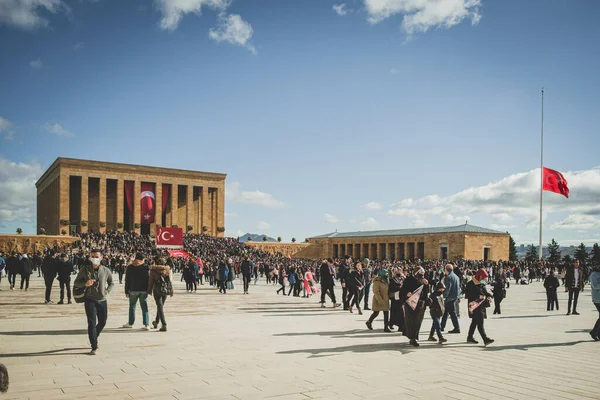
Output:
top-left (0, 234), bottom-right (78, 254)
top-left (244, 242), bottom-right (312, 258)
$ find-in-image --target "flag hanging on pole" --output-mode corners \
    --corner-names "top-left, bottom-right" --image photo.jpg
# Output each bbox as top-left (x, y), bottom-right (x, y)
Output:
top-left (542, 167), bottom-right (569, 198)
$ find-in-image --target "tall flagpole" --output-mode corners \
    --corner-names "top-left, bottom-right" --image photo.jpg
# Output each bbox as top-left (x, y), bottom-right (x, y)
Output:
top-left (539, 88), bottom-right (544, 261)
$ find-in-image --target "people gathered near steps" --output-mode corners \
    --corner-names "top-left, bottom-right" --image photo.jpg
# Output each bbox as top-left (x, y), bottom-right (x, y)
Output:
top-left (2, 230), bottom-right (599, 354)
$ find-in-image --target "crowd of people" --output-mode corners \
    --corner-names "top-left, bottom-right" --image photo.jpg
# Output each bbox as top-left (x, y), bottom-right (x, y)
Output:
top-left (1, 230), bottom-right (599, 354)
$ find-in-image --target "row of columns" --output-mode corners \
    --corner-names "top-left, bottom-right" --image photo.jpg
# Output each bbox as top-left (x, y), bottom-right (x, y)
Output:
top-left (58, 173), bottom-right (224, 236)
top-left (333, 241), bottom-right (424, 261)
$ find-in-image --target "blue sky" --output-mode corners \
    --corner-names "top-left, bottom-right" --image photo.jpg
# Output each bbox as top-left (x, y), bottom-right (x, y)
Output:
top-left (1, 0), bottom-right (599, 247)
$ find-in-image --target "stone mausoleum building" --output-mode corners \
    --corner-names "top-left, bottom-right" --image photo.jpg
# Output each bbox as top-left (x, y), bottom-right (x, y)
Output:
top-left (308, 224), bottom-right (510, 261)
top-left (36, 158), bottom-right (226, 237)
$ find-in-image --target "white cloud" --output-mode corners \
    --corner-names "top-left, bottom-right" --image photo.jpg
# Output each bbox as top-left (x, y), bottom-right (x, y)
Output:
top-left (364, 0), bottom-right (481, 35)
top-left (0, 0), bottom-right (64, 30)
top-left (44, 122), bottom-right (74, 137)
top-left (552, 215), bottom-right (600, 231)
top-left (333, 4), bottom-right (348, 15)
top-left (361, 217), bottom-right (378, 228)
top-left (209, 13), bottom-right (256, 54)
top-left (154, 0), bottom-right (230, 31)
top-left (73, 41), bottom-right (84, 51)
top-left (30, 59), bottom-right (43, 69)
top-left (224, 212), bottom-right (237, 218)
top-left (257, 221), bottom-right (270, 231)
top-left (442, 214), bottom-right (469, 224)
top-left (363, 201), bottom-right (382, 210)
top-left (0, 156), bottom-right (43, 227)
top-left (492, 213), bottom-right (512, 222)
top-left (392, 198), bottom-right (414, 207)
top-left (490, 223), bottom-right (516, 231)
top-left (324, 213), bottom-right (340, 224)
top-left (226, 229), bottom-right (245, 238)
top-left (226, 182), bottom-right (284, 209)
top-left (0, 116), bottom-right (15, 140)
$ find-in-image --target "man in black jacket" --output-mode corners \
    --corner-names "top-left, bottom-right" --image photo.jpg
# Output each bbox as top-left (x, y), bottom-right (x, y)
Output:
top-left (123, 253), bottom-right (150, 330)
top-left (544, 270), bottom-right (560, 311)
top-left (57, 254), bottom-right (73, 304)
top-left (565, 260), bottom-right (585, 315)
top-left (41, 252), bottom-right (58, 304)
top-left (320, 258), bottom-right (339, 308)
top-left (19, 254), bottom-right (34, 291)
top-left (240, 255), bottom-right (254, 294)
top-left (339, 256), bottom-right (352, 310)
top-left (6, 253), bottom-right (19, 290)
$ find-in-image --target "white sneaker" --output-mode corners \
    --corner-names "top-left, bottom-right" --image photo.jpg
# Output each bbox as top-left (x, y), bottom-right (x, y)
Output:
top-left (142, 325), bottom-right (150, 331)
top-left (122, 324), bottom-right (133, 328)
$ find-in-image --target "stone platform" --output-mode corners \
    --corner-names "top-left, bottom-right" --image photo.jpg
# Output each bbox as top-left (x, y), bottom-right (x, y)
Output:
top-left (0, 275), bottom-right (598, 400)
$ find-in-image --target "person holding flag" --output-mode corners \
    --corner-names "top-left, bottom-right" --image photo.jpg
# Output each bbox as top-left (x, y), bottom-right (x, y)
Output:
top-left (465, 268), bottom-right (494, 346)
top-left (398, 266), bottom-right (429, 347)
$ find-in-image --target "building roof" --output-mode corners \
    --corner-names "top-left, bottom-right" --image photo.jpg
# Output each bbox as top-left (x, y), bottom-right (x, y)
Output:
top-left (310, 224), bottom-right (507, 239)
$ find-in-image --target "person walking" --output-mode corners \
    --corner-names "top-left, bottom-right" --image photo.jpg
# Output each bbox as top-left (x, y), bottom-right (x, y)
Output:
top-left (339, 256), bottom-right (352, 310)
top-left (565, 260), bottom-right (585, 315)
top-left (0, 252), bottom-right (5, 290)
top-left (218, 260), bottom-right (229, 294)
top-left (465, 268), bottom-right (494, 346)
top-left (148, 256), bottom-right (173, 332)
top-left (427, 282), bottom-right (447, 343)
top-left (362, 258), bottom-right (372, 311)
top-left (57, 254), bottom-right (73, 304)
top-left (123, 253), bottom-right (150, 330)
top-left (74, 249), bottom-right (114, 355)
top-left (41, 251), bottom-right (58, 304)
top-left (388, 268), bottom-right (404, 333)
top-left (492, 268), bottom-right (507, 315)
top-left (589, 266), bottom-right (600, 341)
top-left (19, 254), bottom-right (33, 291)
top-left (544, 270), bottom-right (560, 311)
top-left (365, 269), bottom-right (391, 332)
top-left (240, 255), bottom-right (254, 294)
top-left (276, 266), bottom-right (287, 295)
top-left (6, 253), bottom-right (19, 290)
top-left (399, 266), bottom-right (429, 347)
top-left (319, 259), bottom-right (339, 307)
top-left (441, 264), bottom-right (461, 334)
top-left (347, 262), bottom-right (364, 315)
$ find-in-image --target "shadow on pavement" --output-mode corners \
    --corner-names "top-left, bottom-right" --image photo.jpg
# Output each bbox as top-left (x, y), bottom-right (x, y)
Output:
top-left (0, 348), bottom-right (90, 358)
top-left (496, 314), bottom-right (562, 319)
top-left (0, 328), bottom-right (141, 336)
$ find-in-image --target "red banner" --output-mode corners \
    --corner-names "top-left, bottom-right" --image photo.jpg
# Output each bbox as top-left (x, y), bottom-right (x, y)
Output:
top-left (168, 249), bottom-right (190, 258)
top-left (543, 167), bottom-right (569, 198)
top-left (156, 226), bottom-right (183, 248)
top-left (141, 183), bottom-right (155, 224)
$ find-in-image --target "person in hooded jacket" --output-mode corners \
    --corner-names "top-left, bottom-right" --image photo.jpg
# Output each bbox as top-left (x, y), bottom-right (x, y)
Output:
top-left (218, 260), bottom-right (229, 294)
top-left (19, 254), bottom-right (33, 291)
top-left (365, 269), bottom-right (391, 332)
top-left (148, 256), bottom-right (173, 332)
top-left (57, 254), bottom-right (73, 304)
top-left (465, 268), bottom-right (494, 346)
top-left (427, 282), bottom-right (447, 343)
top-left (398, 266), bottom-right (429, 347)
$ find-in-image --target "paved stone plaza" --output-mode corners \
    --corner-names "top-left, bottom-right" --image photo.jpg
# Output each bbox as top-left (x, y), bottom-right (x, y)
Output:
top-left (1, 275), bottom-right (599, 400)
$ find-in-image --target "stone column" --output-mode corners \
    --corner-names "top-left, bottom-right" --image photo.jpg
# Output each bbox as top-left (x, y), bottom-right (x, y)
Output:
top-left (116, 178), bottom-right (124, 231)
top-left (187, 184), bottom-right (194, 233)
top-left (133, 180), bottom-right (141, 233)
top-left (170, 183), bottom-right (178, 228)
top-left (99, 178), bottom-right (107, 233)
top-left (154, 182), bottom-right (162, 235)
top-left (216, 185), bottom-right (225, 237)
top-left (59, 173), bottom-right (70, 234)
top-left (201, 185), bottom-right (210, 235)
top-left (80, 176), bottom-right (89, 234)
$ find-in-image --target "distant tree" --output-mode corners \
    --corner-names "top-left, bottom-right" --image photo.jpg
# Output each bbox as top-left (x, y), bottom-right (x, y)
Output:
top-left (16, 228), bottom-right (23, 235)
top-left (591, 243), bottom-right (600, 266)
top-left (509, 235), bottom-right (518, 261)
top-left (563, 254), bottom-right (573, 263)
top-left (573, 243), bottom-right (589, 265)
top-left (547, 238), bottom-right (561, 264)
top-left (524, 244), bottom-right (539, 262)
top-left (262, 236), bottom-right (267, 242)
top-left (291, 237), bottom-right (296, 243)
top-left (247, 236), bottom-right (253, 242)
top-left (39, 228), bottom-right (46, 235)
top-left (304, 238), bottom-right (309, 243)
top-left (277, 236), bottom-right (282, 243)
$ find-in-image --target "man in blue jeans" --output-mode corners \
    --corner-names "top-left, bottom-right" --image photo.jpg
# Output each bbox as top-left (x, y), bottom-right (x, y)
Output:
top-left (122, 253), bottom-right (150, 330)
top-left (441, 264), bottom-right (461, 334)
top-left (74, 249), bottom-right (114, 355)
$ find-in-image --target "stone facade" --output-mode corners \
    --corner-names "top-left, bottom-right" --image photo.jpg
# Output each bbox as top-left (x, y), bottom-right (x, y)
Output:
top-left (307, 232), bottom-right (509, 261)
top-left (36, 158), bottom-right (227, 237)
top-left (0, 234), bottom-right (78, 254)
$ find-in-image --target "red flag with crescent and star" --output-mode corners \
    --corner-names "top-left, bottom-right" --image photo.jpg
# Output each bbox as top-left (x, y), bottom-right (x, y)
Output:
top-left (156, 226), bottom-right (184, 248)
top-left (542, 167), bottom-right (569, 198)
top-left (140, 183), bottom-right (155, 224)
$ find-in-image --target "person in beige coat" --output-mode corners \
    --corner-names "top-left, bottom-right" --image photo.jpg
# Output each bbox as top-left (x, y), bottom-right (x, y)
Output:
top-left (366, 269), bottom-right (391, 332)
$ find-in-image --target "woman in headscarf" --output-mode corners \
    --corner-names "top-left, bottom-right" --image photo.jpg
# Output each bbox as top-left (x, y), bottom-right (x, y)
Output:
top-left (366, 269), bottom-right (391, 332)
top-left (388, 268), bottom-right (405, 333)
top-left (398, 266), bottom-right (429, 347)
top-left (465, 268), bottom-right (494, 346)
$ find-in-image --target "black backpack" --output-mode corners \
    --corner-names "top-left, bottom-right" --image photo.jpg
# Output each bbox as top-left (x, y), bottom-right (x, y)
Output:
top-left (156, 275), bottom-right (172, 296)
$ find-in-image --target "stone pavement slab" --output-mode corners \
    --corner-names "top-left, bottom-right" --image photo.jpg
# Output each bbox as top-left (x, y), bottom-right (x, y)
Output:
top-left (1, 275), bottom-right (599, 399)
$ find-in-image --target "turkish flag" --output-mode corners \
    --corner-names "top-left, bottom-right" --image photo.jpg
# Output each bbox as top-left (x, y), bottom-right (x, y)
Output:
top-left (542, 167), bottom-right (569, 198)
top-left (156, 226), bottom-right (184, 248)
top-left (141, 183), bottom-right (155, 224)
top-left (168, 249), bottom-right (190, 258)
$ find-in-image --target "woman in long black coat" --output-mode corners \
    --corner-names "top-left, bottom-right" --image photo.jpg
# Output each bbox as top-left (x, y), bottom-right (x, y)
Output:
top-left (398, 266), bottom-right (430, 347)
top-left (492, 268), bottom-right (507, 315)
top-left (388, 269), bottom-right (404, 332)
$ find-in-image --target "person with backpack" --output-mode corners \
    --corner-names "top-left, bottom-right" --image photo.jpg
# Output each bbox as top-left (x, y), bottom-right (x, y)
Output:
top-left (123, 253), bottom-right (150, 330)
top-left (148, 256), bottom-right (173, 332)
top-left (73, 249), bottom-right (114, 355)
